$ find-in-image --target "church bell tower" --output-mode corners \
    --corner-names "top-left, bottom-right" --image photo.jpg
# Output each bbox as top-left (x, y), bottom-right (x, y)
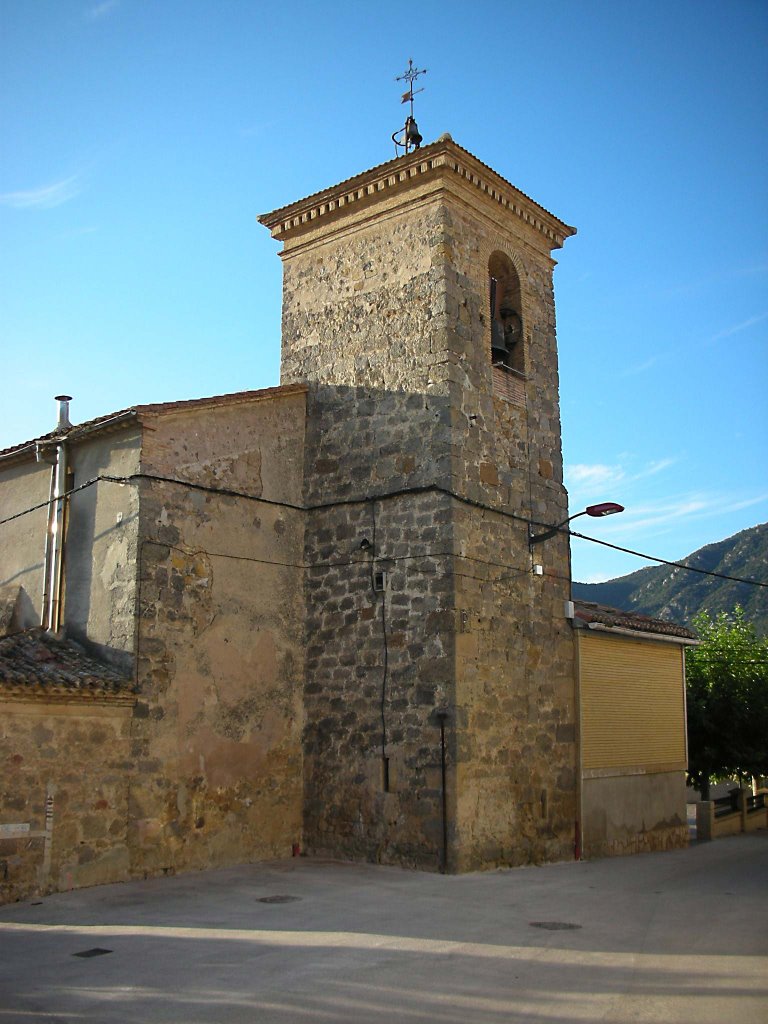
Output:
top-left (260, 132), bottom-right (578, 871)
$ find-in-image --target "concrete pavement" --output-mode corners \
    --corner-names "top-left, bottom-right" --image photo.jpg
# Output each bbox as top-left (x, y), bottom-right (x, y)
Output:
top-left (0, 833), bottom-right (766, 1023)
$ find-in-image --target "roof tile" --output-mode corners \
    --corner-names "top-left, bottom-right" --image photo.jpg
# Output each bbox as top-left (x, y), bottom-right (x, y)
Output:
top-left (0, 384), bottom-right (308, 462)
top-left (0, 628), bottom-right (135, 701)
top-left (573, 600), bottom-right (698, 640)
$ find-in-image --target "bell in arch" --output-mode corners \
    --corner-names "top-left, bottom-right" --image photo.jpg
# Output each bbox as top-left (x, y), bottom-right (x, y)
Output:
top-left (491, 319), bottom-right (510, 364)
top-left (500, 302), bottom-right (522, 351)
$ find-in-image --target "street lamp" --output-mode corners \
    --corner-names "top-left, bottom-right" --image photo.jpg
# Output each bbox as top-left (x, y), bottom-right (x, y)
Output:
top-left (529, 502), bottom-right (624, 546)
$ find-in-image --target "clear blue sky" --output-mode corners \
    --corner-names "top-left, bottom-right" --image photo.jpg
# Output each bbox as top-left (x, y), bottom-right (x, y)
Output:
top-left (2, 0), bottom-right (766, 583)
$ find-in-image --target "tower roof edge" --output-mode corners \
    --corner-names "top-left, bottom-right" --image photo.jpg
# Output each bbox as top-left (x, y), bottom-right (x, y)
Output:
top-left (258, 137), bottom-right (576, 251)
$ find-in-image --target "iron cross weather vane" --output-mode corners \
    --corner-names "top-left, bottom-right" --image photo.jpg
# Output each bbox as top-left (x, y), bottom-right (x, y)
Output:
top-left (392, 59), bottom-right (427, 155)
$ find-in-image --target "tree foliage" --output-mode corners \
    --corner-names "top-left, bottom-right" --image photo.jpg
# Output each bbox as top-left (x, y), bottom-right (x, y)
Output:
top-left (685, 608), bottom-right (768, 796)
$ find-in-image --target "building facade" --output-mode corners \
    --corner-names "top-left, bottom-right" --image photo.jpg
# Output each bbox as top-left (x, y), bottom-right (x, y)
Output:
top-left (0, 137), bottom-right (692, 901)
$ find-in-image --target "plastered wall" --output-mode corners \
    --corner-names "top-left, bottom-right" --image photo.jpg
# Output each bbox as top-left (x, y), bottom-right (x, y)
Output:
top-left (127, 392), bottom-right (307, 877)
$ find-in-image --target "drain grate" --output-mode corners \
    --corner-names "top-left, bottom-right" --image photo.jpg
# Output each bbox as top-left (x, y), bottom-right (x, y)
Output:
top-left (529, 921), bottom-right (582, 931)
top-left (73, 948), bottom-right (113, 958)
top-left (257, 895), bottom-right (302, 904)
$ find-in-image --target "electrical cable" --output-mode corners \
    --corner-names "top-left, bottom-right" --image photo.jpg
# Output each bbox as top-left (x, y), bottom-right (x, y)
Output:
top-left (568, 528), bottom-right (768, 589)
top-left (0, 476), bottom-right (111, 526)
top-left (2, 470), bottom-right (765, 589)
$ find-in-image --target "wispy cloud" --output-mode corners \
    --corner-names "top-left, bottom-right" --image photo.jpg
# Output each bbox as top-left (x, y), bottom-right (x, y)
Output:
top-left (637, 458), bottom-right (676, 480)
top-left (710, 312), bottom-right (768, 342)
top-left (0, 176), bottom-right (81, 210)
top-left (607, 497), bottom-right (708, 536)
top-left (578, 571), bottom-right (617, 584)
top-left (586, 491), bottom-right (768, 540)
top-left (661, 261), bottom-right (768, 299)
top-left (566, 463), bottom-right (624, 489)
top-left (620, 354), bottom-right (663, 377)
top-left (87, 0), bottom-right (120, 19)
top-left (565, 457), bottom-right (676, 497)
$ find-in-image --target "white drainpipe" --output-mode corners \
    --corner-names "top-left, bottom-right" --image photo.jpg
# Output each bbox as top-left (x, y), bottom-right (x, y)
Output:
top-left (39, 396), bottom-right (72, 633)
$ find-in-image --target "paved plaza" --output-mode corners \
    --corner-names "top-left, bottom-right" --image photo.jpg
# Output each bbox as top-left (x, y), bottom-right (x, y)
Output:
top-left (0, 833), bottom-right (766, 1023)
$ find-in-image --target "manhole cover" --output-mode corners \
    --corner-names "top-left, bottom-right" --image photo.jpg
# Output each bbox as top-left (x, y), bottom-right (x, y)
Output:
top-left (257, 895), bottom-right (302, 904)
top-left (73, 948), bottom-right (113, 958)
top-left (529, 921), bottom-right (582, 931)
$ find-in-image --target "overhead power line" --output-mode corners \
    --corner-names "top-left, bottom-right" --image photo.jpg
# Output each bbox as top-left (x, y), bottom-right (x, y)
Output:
top-left (1, 471), bottom-right (766, 590)
top-left (569, 529), bottom-right (767, 590)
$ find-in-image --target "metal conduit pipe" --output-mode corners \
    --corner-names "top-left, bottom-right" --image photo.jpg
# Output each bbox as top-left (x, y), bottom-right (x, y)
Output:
top-left (46, 440), bottom-right (69, 632)
top-left (38, 451), bottom-right (58, 628)
top-left (38, 396), bottom-right (72, 632)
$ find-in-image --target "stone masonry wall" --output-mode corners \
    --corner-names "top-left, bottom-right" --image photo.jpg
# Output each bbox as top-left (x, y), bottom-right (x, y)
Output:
top-left (302, 387), bottom-right (456, 868)
top-left (281, 200), bottom-right (463, 867)
top-left (280, 202), bottom-right (457, 396)
top-left (128, 392), bottom-right (307, 879)
top-left (0, 700), bottom-right (132, 902)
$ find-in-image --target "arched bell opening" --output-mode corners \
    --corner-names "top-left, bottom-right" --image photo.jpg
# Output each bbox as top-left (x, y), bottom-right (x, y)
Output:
top-left (488, 252), bottom-right (524, 375)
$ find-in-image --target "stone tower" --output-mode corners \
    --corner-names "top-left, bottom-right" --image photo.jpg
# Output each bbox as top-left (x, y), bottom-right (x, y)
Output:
top-left (260, 135), bottom-right (577, 871)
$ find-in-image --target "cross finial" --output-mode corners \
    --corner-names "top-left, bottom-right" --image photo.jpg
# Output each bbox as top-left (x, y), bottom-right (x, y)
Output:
top-left (396, 59), bottom-right (427, 113)
top-left (392, 59), bottom-right (427, 155)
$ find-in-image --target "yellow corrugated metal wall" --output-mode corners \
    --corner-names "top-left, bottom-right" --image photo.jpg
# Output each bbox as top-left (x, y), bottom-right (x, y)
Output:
top-left (580, 632), bottom-right (686, 771)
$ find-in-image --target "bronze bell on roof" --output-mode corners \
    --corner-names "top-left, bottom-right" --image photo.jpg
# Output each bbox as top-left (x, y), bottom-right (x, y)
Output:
top-left (405, 116), bottom-right (422, 149)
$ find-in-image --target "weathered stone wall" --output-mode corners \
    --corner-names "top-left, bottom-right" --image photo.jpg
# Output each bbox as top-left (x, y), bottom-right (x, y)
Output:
top-left (0, 700), bottom-right (132, 902)
top-left (281, 202), bottom-right (456, 397)
top-left (451, 506), bottom-right (576, 869)
top-left (302, 402), bottom-right (456, 866)
top-left (441, 197), bottom-right (577, 869)
top-left (128, 391), bottom-right (307, 878)
top-left (279, 198), bottom-right (462, 866)
top-left (582, 770), bottom-right (689, 859)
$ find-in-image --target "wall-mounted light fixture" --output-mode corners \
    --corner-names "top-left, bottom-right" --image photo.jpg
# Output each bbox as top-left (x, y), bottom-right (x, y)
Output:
top-left (529, 502), bottom-right (624, 546)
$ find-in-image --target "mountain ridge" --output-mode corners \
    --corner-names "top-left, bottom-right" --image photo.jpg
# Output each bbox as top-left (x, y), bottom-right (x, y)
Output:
top-left (572, 522), bottom-right (768, 635)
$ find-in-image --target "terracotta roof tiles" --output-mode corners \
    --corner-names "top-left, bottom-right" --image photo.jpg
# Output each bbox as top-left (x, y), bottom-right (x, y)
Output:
top-left (573, 600), bottom-right (698, 640)
top-left (0, 628), bottom-right (135, 702)
top-left (0, 384), bottom-right (307, 463)
top-left (259, 135), bottom-right (573, 234)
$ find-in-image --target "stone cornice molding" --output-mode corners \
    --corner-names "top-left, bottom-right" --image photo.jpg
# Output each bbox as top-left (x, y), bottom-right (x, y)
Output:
top-left (259, 137), bottom-right (576, 253)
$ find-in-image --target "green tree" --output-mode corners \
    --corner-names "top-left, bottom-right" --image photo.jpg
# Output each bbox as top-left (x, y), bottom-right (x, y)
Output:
top-left (685, 608), bottom-right (768, 799)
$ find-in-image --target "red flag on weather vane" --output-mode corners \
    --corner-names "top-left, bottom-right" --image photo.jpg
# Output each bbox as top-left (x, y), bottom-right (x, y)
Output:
top-left (401, 91), bottom-right (411, 103)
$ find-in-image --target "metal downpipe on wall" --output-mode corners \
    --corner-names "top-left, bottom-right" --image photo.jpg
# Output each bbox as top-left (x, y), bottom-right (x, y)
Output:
top-left (38, 396), bottom-right (72, 633)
